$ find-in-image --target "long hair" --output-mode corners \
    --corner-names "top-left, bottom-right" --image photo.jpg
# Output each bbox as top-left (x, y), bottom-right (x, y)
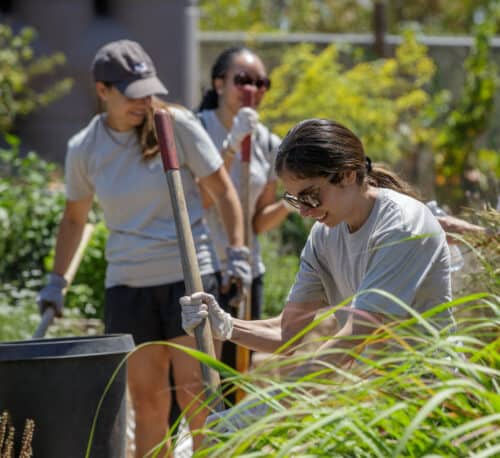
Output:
top-left (198, 46), bottom-right (251, 111)
top-left (96, 82), bottom-right (166, 160)
top-left (275, 118), bottom-right (419, 199)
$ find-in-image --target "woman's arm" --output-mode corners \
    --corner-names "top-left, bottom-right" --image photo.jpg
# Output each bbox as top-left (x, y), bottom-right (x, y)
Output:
top-left (230, 300), bottom-right (322, 353)
top-left (198, 167), bottom-right (244, 247)
top-left (291, 308), bottom-right (386, 376)
top-left (252, 181), bottom-right (291, 234)
top-left (52, 196), bottom-right (94, 276)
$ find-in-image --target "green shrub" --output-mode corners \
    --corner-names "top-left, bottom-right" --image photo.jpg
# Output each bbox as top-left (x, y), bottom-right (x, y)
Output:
top-left (0, 134), bottom-right (65, 287)
top-left (0, 24), bottom-right (73, 133)
top-left (260, 31), bottom-right (446, 166)
top-left (44, 221), bottom-right (108, 319)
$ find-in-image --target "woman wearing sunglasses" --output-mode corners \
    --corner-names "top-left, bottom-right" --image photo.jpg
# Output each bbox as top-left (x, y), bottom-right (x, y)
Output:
top-left (196, 47), bottom-right (291, 379)
top-left (181, 118), bottom-right (454, 395)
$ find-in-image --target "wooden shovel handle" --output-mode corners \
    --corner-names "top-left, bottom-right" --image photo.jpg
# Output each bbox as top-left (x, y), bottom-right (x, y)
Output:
top-left (153, 109), bottom-right (221, 401)
top-left (33, 223), bottom-right (95, 339)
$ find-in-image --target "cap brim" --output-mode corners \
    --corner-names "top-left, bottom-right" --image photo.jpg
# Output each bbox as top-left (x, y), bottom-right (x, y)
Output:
top-left (116, 76), bottom-right (168, 98)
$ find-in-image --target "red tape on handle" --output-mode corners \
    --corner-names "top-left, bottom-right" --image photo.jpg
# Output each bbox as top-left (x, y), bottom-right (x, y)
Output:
top-left (240, 89), bottom-right (254, 163)
top-left (154, 109), bottom-right (179, 171)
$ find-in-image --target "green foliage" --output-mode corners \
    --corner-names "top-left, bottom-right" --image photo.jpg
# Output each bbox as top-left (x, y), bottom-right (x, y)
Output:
top-left (0, 24), bottom-right (73, 133)
top-left (179, 294), bottom-right (500, 457)
top-left (199, 0), bottom-right (373, 33)
top-left (199, 0), bottom-right (498, 34)
top-left (261, 232), bottom-right (299, 317)
top-left (260, 31), bottom-right (446, 166)
top-left (44, 221), bottom-right (108, 319)
top-left (434, 12), bottom-right (500, 209)
top-left (0, 135), bottom-right (65, 286)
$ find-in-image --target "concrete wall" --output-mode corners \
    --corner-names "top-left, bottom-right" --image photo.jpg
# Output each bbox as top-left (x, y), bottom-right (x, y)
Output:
top-left (1, 0), bottom-right (199, 163)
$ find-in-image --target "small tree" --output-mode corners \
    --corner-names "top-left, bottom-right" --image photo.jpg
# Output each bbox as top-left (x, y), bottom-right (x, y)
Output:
top-left (0, 25), bottom-right (73, 133)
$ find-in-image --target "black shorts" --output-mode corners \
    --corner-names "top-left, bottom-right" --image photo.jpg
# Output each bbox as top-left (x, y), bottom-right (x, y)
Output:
top-left (104, 273), bottom-right (220, 344)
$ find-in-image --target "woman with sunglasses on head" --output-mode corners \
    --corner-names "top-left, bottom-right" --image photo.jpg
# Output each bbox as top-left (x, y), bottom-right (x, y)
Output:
top-left (36, 40), bottom-right (248, 456)
top-left (181, 118), bottom-right (454, 413)
top-left (197, 47), bottom-right (292, 379)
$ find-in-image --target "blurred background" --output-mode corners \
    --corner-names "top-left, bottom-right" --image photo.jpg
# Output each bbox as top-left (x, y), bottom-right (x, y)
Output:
top-left (1, 0), bottom-right (498, 337)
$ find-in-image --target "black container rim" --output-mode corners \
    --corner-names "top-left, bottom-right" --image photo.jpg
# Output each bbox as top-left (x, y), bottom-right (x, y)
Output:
top-left (0, 334), bottom-right (135, 362)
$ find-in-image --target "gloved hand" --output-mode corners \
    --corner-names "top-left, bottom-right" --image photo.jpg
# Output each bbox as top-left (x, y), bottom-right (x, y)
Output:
top-left (227, 107), bottom-right (258, 151)
top-left (180, 292), bottom-right (234, 341)
top-left (37, 273), bottom-right (67, 317)
top-left (205, 388), bottom-right (281, 433)
top-left (224, 245), bottom-right (252, 289)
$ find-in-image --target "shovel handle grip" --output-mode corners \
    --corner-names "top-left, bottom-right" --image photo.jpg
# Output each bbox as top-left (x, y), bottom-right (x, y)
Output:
top-left (154, 109), bottom-right (179, 171)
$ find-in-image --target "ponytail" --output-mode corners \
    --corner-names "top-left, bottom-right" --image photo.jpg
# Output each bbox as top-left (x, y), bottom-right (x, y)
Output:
top-left (198, 88), bottom-right (219, 111)
top-left (367, 163), bottom-right (420, 200)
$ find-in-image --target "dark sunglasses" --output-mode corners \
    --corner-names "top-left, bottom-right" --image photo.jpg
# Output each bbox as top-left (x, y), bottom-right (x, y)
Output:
top-left (233, 71), bottom-right (271, 90)
top-left (282, 190), bottom-right (321, 210)
top-left (282, 173), bottom-right (344, 210)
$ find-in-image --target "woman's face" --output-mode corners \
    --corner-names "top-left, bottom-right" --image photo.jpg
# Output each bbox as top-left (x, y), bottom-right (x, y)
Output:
top-left (96, 83), bottom-right (152, 131)
top-left (215, 51), bottom-right (269, 115)
top-left (280, 168), bottom-right (360, 229)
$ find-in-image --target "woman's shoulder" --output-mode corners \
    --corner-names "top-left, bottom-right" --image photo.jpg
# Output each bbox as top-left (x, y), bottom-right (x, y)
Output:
top-left (376, 188), bottom-right (442, 236)
top-left (67, 114), bottom-right (102, 153)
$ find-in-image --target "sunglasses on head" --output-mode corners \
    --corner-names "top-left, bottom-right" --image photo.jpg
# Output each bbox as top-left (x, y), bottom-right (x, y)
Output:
top-left (233, 71), bottom-right (271, 90)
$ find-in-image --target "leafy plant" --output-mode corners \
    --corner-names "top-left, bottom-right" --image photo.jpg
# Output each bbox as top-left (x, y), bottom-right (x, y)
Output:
top-left (0, 134), bottom-right (65, 287)
top-left (44, 221), bottom-right (108, 319)
top-left (433, 9), bottom-right (500, 210)
top-left (169, 292), bottom-right (499, 457)
top-left (0, 24), bottom-right (73, 133)
top-left (260, 31), bottom-right (447, 167)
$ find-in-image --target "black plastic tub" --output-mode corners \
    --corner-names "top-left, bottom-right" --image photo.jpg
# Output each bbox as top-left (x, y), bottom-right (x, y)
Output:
top-left (0, 334), bottom-right (134, 458)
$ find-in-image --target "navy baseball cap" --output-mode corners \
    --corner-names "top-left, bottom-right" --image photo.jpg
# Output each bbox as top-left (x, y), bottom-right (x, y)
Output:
top-left (91, 40), bottom-right (168, 98)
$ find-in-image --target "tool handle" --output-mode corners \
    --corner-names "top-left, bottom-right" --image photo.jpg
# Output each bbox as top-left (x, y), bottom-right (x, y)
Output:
top-left (33, 223), bottom-right (95, 339)
top-left (154, 109), bottom-right (180, 171)
top-left (153, 109), bottom-right (221, 401)
top-left (240, 89), bottom-right (254, 163)
top-left (235, 89), bottom-right (254, 402)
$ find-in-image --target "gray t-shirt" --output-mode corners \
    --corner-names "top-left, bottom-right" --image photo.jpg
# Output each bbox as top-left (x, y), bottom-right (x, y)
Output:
top-left (65, 107), bottom-right (223, 288)
top-left (198, 109), bottom-right (281, 276)
top-left (288, 188), bottom-right (453, 329)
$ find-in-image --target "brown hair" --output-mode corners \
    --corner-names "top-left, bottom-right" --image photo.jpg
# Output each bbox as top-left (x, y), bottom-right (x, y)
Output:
top-left (275, 118), bottom-right (419, 199)
top-left (96, 83), bottom-right (175, 160)
top-left (135, 96), bottom-right (169, 160)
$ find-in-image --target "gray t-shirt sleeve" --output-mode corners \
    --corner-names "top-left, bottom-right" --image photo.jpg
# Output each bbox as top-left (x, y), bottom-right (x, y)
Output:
top-left (172, 108), bottom-right (223, 178)
top-left (288, 230), bottom-right (329, 304)
top-left (65, 138), bottom-right (94, 200)
top-left (353, 228), bottom-right (447, 317)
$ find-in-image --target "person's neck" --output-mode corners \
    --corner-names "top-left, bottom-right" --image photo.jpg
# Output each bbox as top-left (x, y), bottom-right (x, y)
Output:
top-left (345, 186), bottom-right (378, 233)
top-left (215, 105), bottom-right (236, 131)
top-left (104, 114), bottom-right (133, 132)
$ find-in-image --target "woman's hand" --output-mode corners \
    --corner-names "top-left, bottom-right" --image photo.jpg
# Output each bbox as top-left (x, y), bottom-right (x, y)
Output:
top-left (227, 107), bottom-right (258, 151)
top-left (180, 292), bottom-right (234, 340)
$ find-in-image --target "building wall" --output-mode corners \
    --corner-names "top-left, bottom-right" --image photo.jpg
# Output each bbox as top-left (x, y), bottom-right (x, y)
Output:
top-left (0, 0), bottom-right (199, 163)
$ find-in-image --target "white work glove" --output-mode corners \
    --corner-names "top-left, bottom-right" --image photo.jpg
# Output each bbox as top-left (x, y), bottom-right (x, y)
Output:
top-left (37, 273), bottom-right (67, 317)
top-left (180, 292), bottom-right (233, 341)
top-left (205, 388), bottom-right (281, 433)
top-left (224, 245), bottom-right (252, 289)
top-left (227, 107), bottom-right (258, 151)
